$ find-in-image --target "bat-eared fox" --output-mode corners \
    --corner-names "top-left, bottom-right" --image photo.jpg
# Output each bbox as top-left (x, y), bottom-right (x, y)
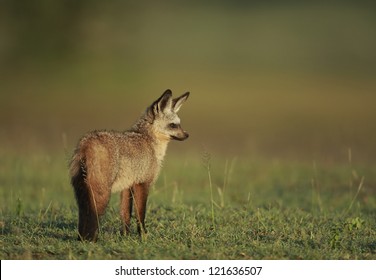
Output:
top-left (69, 89), bottom-right (190, 241)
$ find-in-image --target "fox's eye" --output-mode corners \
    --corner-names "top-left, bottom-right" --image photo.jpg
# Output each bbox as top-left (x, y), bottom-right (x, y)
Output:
top-left (169, 123), bottom-right (178, 129)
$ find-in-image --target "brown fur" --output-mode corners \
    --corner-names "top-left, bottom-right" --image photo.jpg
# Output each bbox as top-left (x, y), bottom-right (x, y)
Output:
top-left (69, 90), bottom-right (189, 241)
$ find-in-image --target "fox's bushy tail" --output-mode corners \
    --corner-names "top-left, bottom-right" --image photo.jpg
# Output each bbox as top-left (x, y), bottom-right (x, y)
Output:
top-left (69, 150), bottom-right (99, 241)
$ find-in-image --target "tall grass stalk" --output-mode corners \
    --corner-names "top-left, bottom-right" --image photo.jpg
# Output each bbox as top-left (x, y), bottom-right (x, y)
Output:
top-left (203, 151), bottom-right (215, 230)
top-left (219, 158), bottom-right (236, 208)
top-left (344, 148), bottom-right (364, 216)
top-left (311, 161), bottom-right (323, 213)
top-left (345, 176), bottom-right (364, 216)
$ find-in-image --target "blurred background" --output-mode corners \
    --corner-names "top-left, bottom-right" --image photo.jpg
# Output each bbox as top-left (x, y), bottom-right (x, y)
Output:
top-left (1, 0), bottom-right (376, 162)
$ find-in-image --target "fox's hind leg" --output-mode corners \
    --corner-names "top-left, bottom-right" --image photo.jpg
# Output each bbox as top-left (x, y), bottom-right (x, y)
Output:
top-left (132, 183), bottom-right (149, 236)
top-left (120, 188), bottom-right (133, 235)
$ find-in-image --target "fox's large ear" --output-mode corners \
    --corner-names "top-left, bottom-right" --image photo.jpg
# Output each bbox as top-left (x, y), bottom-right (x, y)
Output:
top-left (150, 89), bottom-right (173, 115)
top-left (172, 92), bottom-right (190, 113)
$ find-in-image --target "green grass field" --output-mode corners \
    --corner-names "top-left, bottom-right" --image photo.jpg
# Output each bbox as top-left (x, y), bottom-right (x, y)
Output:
top-left (1, 151), bottom-right (375, 259)
top-left (1, 1), bottom-right (376, 260)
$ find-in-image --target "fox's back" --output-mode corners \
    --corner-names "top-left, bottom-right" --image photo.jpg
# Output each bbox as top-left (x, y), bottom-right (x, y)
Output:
top-left (71, 129), bottom-right (160, 193)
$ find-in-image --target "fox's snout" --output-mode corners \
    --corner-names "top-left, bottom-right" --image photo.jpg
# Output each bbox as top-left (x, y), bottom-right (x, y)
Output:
top-left (172, 130), bottom-right (189, 141)
top-left (183, 131), bottom-right (189, 140)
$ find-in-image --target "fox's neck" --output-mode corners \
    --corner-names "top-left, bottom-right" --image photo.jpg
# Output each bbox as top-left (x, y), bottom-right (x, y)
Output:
top-left (131, 116), bottom-right (170, 165)
top-left (153, 133), bottom-right (170, 166)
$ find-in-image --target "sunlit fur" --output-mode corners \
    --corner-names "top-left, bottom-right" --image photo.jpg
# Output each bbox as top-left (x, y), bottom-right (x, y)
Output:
top-left (69, 89), bottom-right (189, 241)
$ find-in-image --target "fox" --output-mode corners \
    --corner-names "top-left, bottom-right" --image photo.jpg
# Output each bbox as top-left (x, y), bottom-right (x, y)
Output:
top-left (69, 89), bottom-right (190, 241)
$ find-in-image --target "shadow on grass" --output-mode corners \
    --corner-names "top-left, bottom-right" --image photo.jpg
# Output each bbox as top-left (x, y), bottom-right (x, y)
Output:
top-left (0, 213), bottom-right (77, 241)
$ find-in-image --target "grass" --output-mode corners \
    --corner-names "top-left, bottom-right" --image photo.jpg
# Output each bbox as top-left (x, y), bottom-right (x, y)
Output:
top-left (0, 150), bottom-right (375, 260)
top-left (1, 2), bottom-right (376, 260)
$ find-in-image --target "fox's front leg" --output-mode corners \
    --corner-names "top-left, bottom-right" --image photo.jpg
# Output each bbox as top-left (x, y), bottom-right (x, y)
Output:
top-left (120, 188), bottom-right (133, 235)
top-left (132, 183), bottom-right (149, 235)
